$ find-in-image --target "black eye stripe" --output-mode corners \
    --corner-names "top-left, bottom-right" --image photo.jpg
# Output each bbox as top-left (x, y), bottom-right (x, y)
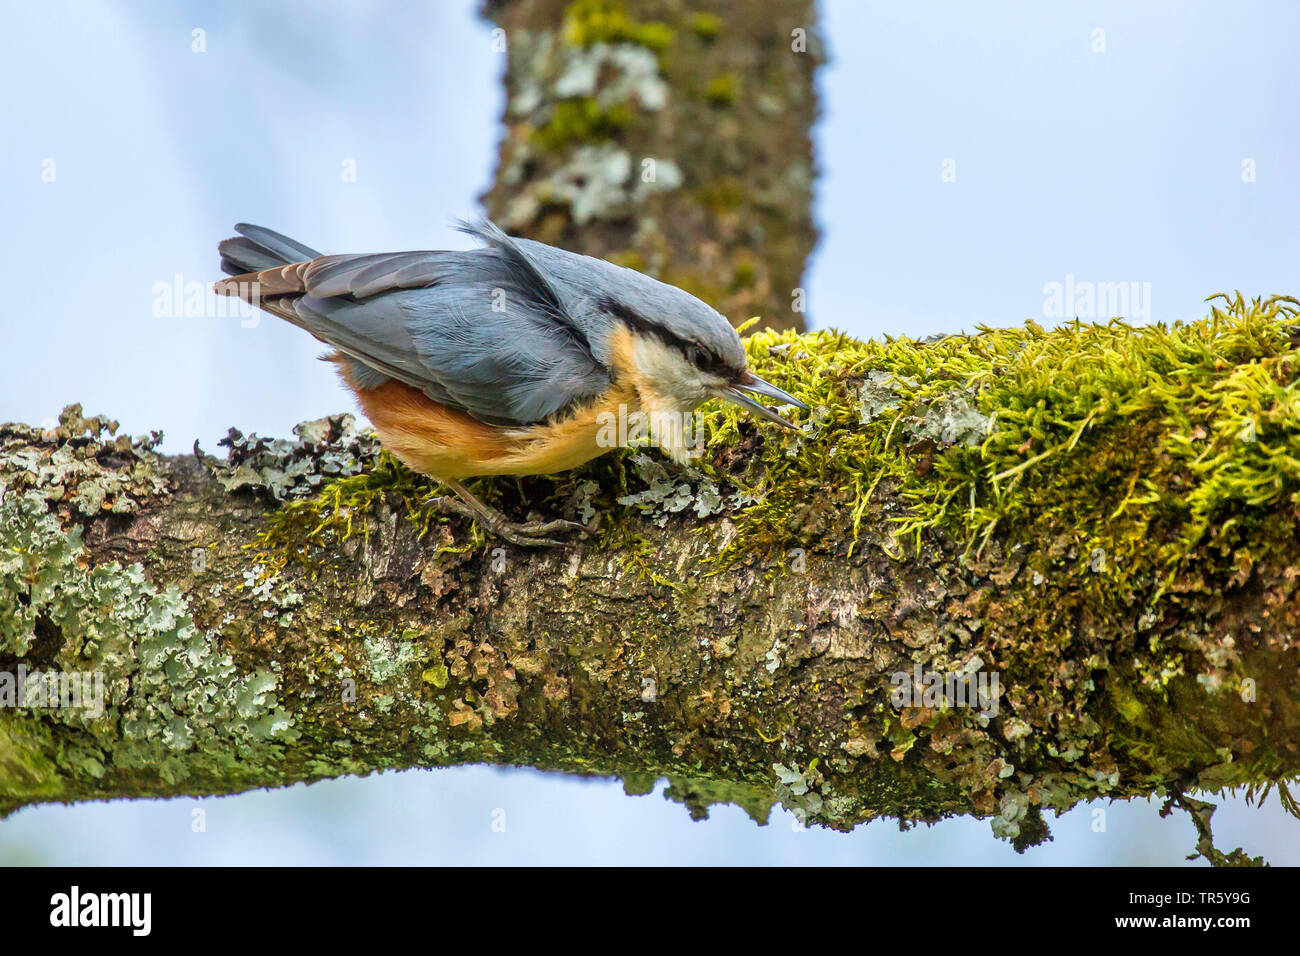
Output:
top-left (597, 294), bottom-right (728, 375)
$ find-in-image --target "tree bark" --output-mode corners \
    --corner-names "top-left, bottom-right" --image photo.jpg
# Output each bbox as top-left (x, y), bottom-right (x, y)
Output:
top-left (480, 0), bottom-right (820, 331)
top-left (2, 298), bottom-right (1297, 860)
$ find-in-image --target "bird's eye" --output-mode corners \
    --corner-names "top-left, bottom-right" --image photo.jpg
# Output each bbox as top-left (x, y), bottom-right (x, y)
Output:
top-left (688, 346), bottom-right (711, 370)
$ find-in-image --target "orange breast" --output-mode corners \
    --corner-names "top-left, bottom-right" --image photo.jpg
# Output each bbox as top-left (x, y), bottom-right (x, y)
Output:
top-left (331, 355), bottom-right (638, 481)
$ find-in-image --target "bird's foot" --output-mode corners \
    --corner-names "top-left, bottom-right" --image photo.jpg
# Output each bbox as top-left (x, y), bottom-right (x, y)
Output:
top-left (424, 493), bottom-right (598, 549)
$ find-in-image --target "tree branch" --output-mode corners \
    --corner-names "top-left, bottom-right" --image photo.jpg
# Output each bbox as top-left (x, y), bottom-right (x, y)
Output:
top-left (2, 301), bottom-right (1298, 859)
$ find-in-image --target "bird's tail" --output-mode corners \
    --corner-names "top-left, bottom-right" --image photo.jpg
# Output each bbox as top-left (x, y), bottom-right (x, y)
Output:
top-left (213, 223), bottom-right (325, 309)
top-left (217, 223), bottom-right (321, 277)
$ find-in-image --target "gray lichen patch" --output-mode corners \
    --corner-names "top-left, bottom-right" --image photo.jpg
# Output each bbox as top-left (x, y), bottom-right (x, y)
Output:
top-left (552, 41), bottom-right (667, 110)
top-left (0, 403), bottom-right (166, 516)
top-left (0, 490), bottom-right (297, 803)
top-left (243, 564), bottom-right (304, 626)
top-left (616, 453), bottom-right (743, 526)
top-left (363, 630), bottom-right (425, 684)
top-left (522, 144), bottom-right (638, 226)
top-left (904, 389), bottom-right (994, 450)
top-left (856, 370), bottom-right (904, 423)
top-left (213, 413), bottom-right (381, 502)
top-left (496, 26), bottom-right (682, 230)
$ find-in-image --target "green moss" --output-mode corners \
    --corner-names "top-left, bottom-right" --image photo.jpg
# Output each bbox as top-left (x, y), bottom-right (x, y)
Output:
top-left (693, 178), bottom-right (746, 216)
top-left (696, 294), bottom-right (1300, 575)
top-left (562, 0), bottom-right (675, 55)
top-left (662, 774), bottom-right (776, 823)
top-left (249, 449), bottom-right (479, 576)
top-left (615, 532), bottom-right (686, 590)
top-left (729, 258), bottom-right (757, 293)
top-left (688, 12), bottom-right (723, 42)
top-left (704, 73), bottom-right (739, 106)
top-left (530, 98), bottom-right (636, 152)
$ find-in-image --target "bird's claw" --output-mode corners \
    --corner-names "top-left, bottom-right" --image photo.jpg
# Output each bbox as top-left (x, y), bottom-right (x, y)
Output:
top-left (423, 494), bottom-right (593, 549)
top-left (492, 514), bottom-right (597, 548)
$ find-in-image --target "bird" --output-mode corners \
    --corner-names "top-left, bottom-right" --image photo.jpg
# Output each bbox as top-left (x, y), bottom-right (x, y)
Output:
top-left (213, 220), bottom-right (808, 546)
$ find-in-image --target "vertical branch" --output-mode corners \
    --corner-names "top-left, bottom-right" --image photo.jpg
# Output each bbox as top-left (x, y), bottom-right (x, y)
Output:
top-left (482, 0), bottom-right (821, 330)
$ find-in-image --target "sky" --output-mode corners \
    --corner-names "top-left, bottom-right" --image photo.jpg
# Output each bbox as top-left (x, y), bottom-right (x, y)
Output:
top-left (0, 0), bottom-right (1296, 865)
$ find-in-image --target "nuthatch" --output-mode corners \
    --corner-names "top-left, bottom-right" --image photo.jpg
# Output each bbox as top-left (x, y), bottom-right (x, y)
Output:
top-left (214, 220), bottom-right (808, 546)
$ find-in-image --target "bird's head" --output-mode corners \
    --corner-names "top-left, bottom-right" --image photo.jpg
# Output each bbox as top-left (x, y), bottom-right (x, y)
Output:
top-left (597, 292), bottom-right (809, 430)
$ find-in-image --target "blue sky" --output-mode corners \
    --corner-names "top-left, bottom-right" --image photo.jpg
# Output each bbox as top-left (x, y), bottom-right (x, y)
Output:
top-left (0, 0), bottom-right (1296, 864)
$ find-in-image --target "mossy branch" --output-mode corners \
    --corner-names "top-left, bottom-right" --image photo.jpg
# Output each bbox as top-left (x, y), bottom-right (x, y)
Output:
top-left (2, 295), bottom-right (1299, 863)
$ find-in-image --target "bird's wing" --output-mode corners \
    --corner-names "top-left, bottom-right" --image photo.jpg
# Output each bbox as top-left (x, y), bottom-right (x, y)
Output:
top-left (218, 222), bottom-right (612, 426)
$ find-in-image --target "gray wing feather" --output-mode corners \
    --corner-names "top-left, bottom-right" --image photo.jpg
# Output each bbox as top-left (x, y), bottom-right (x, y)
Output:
top-left (264, 222), bottom-right (611, 425)
top-left (303, 253), bottom-right (452, 298)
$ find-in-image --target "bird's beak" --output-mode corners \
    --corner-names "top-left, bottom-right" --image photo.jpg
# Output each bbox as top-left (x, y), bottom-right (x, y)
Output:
top-left (721, 371), bottom-right (810, 430)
